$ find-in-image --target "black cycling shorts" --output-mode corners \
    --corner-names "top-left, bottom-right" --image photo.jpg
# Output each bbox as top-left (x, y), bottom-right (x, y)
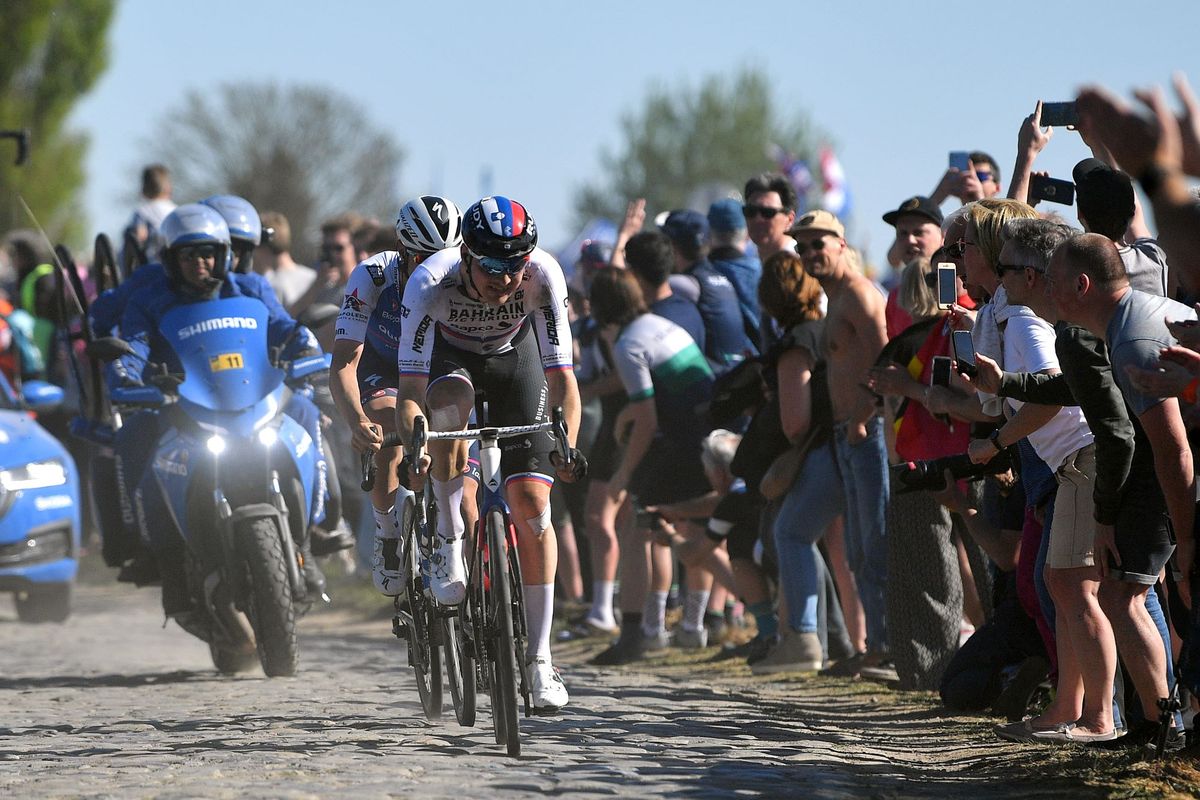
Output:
top-left (428, 321), bottom-right (555, 483)
top-left (357, 344), bottom-right (398, 405)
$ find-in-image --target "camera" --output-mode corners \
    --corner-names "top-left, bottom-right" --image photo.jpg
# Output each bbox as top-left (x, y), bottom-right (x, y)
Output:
top-left (890, 450), bottom-right (1012, 494)
top-left (635, 507), bottom-right (664, 529)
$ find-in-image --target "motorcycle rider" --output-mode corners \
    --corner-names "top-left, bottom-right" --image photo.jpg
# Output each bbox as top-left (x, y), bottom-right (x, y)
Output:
top-left (110, 203), bottom-right (328, 618)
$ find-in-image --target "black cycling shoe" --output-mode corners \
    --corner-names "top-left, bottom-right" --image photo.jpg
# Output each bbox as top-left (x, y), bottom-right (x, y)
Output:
top-left (310, 526), bottom-right (355, 556)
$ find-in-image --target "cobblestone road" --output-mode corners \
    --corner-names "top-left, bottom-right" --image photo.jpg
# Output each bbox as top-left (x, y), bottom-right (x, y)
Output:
top-left (1, 582), bottom-right (1108, 798)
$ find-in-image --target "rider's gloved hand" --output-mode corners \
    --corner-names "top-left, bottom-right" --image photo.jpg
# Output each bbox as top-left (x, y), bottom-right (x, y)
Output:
top-left (404, 452), bottom-right (432, 488)
top-left (550, 448), bottom-right (588, 483)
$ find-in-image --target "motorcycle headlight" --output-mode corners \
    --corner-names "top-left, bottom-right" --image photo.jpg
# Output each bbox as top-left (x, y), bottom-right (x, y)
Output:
top-left (257, 427), bottom-right (279, 447)
top-left (206, 435), bottom-right (227, 455)
top-left (0, 459), bottom-right (68, 491)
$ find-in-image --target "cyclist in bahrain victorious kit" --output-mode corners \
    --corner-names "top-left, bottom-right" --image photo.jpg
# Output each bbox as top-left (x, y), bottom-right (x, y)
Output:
top-left (395, 196), bottom-right (587, 714)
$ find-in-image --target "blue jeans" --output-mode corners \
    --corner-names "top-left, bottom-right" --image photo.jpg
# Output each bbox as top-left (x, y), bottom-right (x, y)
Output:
top-left (833, 416), bottom-right (890, 652)
top-left (773, 443), bottom-right (845, 633)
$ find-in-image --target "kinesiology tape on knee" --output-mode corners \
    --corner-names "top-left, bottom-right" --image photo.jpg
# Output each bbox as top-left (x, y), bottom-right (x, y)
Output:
top-left (525, 504), bottom-right (553, 539)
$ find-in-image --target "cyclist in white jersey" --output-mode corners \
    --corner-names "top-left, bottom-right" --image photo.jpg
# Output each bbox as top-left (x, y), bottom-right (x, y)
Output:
top-left (330, 196), bottom-right (464, 595)
top-left (395, 196), bottom-right (585, 714)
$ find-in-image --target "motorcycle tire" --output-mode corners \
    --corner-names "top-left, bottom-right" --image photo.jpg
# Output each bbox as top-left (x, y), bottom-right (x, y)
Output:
top-left (237, 518), bottom-right (299, 677)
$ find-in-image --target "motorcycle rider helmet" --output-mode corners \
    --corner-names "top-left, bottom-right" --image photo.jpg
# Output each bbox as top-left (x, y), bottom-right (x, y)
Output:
top-left (160, 203), bottom-right (232, 296)
top-left (395, 195), bottom-right (463, 255)
top-left (461, 196), bottom-right (538, 273)
top-left (201, 194), bottom-right (262, 273)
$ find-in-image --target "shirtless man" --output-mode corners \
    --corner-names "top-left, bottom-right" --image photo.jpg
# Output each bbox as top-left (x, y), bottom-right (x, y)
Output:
top-left (788, 209), bottom-right (891, 672)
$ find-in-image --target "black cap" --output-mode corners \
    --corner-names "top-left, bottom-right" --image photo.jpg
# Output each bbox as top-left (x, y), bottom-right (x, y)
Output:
top-left (882, 195), bottom-right (944, 227)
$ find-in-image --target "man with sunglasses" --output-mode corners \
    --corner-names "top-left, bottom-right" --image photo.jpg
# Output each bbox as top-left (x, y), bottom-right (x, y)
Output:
top-left (395, 196), bottom-right (584, 714)
top-left (931, 152), bottom-right (1004, 206)
top-left (743, 172), bottom-right (799, 263)
top-left (330, 196), bottom-right (464, 595)
top-left (788, 209), bottom-right (892, 676)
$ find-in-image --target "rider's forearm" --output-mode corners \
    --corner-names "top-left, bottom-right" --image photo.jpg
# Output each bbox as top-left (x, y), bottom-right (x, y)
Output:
top-left (329, 343), bottom-right (367, 428)
top-left (547, 368), bottom-right (581, 449)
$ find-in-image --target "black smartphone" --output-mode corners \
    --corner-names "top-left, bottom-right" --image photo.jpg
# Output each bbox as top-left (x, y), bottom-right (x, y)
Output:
top-left (1029, 174), bottom-right (1076, 206)
top-left (937, 262), bottom-right (957, 309)
top-left (951, 329), bottom-right (977, 378)
top-left (931, 356), bottom-right (952, 388)
top-left (1040, 101), bottom-right (1078, 128)
top-left (948, 151), bottom-right (970, 171)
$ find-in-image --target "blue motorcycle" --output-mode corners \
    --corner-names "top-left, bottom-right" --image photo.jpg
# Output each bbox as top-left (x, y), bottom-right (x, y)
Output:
top-left (0, 374), bottom-right (80, 622)
top-left (94, 296), bottom-right (334, 676)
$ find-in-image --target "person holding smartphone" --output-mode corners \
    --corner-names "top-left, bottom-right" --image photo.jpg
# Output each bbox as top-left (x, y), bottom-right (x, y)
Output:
top-left (881, 196), bottom-right (944, 338)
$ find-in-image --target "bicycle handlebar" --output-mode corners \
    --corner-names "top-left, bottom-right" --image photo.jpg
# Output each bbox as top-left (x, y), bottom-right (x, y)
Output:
top-left (358, 407), bottom-right (572, 493)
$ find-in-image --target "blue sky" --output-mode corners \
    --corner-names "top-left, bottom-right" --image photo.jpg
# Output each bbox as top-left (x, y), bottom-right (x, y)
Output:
top-left (69, 0), bottom-right (1198, 268)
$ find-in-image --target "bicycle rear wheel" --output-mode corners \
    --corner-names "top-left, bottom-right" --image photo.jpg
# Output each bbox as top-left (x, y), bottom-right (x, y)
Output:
top-left (486, 508), bottom-right (521, 757)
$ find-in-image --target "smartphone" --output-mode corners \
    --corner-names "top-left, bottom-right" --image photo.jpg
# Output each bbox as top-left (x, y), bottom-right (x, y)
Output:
top-left (931, 356), bottom-right (952, 388)
top-left (949, 151), bottom-right (971, 171)
top-left (1040, 101), bottom-right (1078, 128)
top-left (1029, 174), bottom-right (1076, 206)
top-left (951, 329), bottom-right (977, 378)
top-left (937, 262), bottom-right (958, 310)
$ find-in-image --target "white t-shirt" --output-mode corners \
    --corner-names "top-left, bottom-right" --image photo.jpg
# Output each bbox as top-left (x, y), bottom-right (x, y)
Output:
top-left (1002, 312), bottom-right (1093, 471)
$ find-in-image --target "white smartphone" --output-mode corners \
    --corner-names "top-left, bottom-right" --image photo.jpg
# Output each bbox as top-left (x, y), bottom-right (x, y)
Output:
top-left (936, 262), bottom-right (957, 310)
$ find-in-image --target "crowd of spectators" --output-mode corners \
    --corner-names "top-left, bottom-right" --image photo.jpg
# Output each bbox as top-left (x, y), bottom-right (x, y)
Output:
top-left (5, 73), bottom-right (1200, 758)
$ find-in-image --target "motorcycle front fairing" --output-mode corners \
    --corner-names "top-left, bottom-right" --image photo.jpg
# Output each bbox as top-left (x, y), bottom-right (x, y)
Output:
top-left (144, 297), bottom-right (320, 547)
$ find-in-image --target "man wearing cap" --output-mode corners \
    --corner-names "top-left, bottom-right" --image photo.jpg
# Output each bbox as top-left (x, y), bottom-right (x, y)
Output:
top-left (882, 196), bottom-right (945, 338)
top-left (790, 209), bottom-right (892, 671)
top-left (660, 209), bottom-right (758, 368)
top-left (1073, 158), bottom-right (1169, 297)
top-left (708, 198), bottom-right (762, 350)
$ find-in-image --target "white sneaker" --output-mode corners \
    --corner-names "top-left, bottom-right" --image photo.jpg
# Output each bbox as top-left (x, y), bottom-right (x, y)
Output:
top-left (528, 658), bottom-right (568, 714)
top-left (427, 535), bottom-right (466, 605)
top-left (371, 528), bottom-right (406, 597)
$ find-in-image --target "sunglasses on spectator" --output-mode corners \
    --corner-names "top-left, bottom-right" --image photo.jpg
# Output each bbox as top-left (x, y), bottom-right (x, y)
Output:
top-left (178, 244), bottom-right (217, 260)
top-left (793, 237), bottom-right (830, 255)
top-left (975, 170), bottom-right (994, 182)
top-left (471, 250), bottom-right (529, 276)
top-left (943, 240), bottom-right (968, 258)
top-left (323, 243), bottom-right (347, 255)
top-left (997, 263), bottom-right (1042, 275)
top-left (743, 205), bottom-right (787, 220)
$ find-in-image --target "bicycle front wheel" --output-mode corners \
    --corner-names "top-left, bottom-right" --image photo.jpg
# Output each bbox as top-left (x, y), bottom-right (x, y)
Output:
top-left (486, 508), bottom-right (521, 757)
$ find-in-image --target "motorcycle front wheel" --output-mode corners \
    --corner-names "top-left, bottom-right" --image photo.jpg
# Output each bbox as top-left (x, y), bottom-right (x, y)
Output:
top-left (237, 518), bottom-right (299, 677)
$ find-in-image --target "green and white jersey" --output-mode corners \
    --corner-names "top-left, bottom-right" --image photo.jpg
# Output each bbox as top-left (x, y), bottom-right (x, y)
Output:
top-left (613, 313), bottom-right (714, 444)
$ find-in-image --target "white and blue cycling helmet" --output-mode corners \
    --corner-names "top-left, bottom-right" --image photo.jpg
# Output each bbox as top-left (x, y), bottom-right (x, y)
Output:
top-left (160, 203), bottom-right (232, 293)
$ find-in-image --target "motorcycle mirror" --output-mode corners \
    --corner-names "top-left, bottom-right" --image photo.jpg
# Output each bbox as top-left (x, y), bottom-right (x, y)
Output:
top-left (296, 303), bottom-right (339, 331)
top-left (86, 336), bottom-right (135, 362)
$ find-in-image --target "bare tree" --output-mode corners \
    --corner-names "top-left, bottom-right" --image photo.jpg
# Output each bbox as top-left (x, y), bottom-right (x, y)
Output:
top-left (148, 82), bottom-right (403, 263)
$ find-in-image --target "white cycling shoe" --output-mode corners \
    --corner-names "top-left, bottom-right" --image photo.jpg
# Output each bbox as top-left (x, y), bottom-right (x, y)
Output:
top-left (427, 535), bottom-right (466, 605)
top-left (528, 658), bottom-right (569, 715)
top-left (371, 528), bottom-right (406, 597)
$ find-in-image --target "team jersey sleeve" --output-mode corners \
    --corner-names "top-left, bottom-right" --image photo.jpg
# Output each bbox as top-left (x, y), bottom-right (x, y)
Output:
top-left (614, 330), bottom-right (654, 402)
top-left (396, 263), bottom-right (440, 377)
top-left (335, 258), bottom-right (383, 343)
top-left (530, 255), bottom-right (574, 372)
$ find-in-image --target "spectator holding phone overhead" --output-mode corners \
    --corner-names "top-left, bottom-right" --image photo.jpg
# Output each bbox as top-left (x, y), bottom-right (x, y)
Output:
top-left (931, 151), bottom-right (1003, 206)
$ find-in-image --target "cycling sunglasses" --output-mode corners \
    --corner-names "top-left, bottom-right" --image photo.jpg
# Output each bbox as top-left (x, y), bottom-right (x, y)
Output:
top-left (470, 250), bottom-right (529, 276)
top-left (793, 237), bottom-right (830, 255)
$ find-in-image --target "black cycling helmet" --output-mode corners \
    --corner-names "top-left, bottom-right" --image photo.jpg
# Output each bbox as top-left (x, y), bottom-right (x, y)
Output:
top-left (461, 196), bottom-right (538, 261)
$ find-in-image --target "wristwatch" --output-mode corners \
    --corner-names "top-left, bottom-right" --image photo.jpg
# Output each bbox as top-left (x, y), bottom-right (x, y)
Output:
top-left (988, 428), bottom-right (1004, 452)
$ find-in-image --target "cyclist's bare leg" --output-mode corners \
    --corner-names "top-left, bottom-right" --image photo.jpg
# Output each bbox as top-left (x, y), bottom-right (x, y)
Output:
top-left (506, 479), bottom-right (557, 663)
top-left (364, 397), bottom-right (403, 513)
top-left (424, 376), bottom-right (474, 603)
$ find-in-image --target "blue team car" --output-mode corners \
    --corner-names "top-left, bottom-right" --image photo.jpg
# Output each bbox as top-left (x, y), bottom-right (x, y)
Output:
top-left (0, 372), bottom-right (81, 622)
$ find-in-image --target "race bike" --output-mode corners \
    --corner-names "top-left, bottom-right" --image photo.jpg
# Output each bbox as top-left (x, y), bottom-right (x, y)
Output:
top-left (92, 296), bottom-right (335, 676)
